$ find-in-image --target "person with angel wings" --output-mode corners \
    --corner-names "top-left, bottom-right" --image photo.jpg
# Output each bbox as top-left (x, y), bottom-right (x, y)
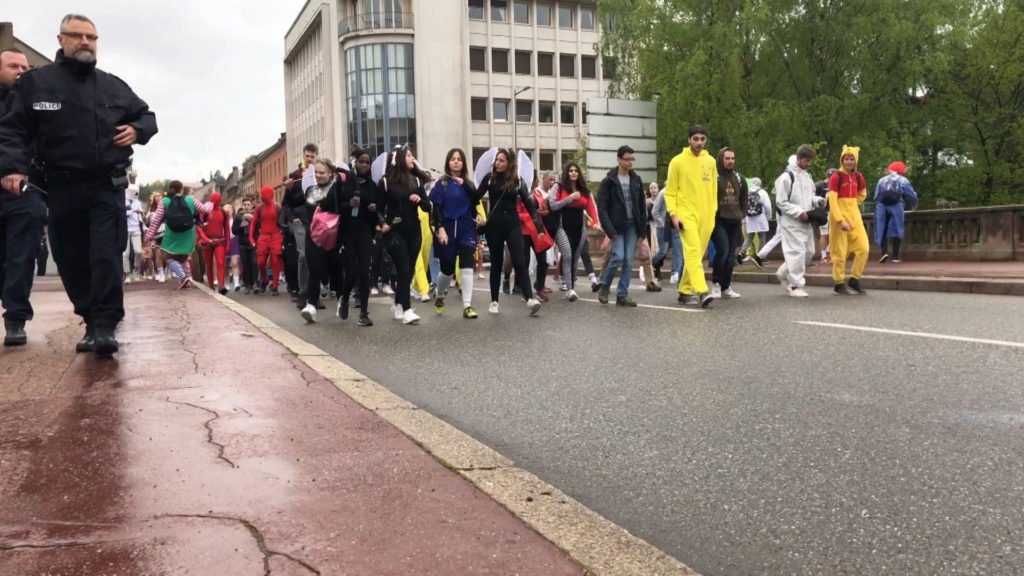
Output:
top-left (428, 148), bottom-right (487, 318)
top-left (475, 148), bottom-right (544, 316)
top-left (373, 146), bottom-right (432, 325)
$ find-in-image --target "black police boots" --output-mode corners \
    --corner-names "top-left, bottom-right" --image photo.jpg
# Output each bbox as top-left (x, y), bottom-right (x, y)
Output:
top-left (3, 321), bottom-right (27, 346)
top-left (76, 325), bottom-right (96, 353)
top-left (93, 325), bottom-right (119, 357)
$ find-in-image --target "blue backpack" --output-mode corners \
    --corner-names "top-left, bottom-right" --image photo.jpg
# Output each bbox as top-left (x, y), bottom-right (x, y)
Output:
top-left (877, 176), bottom-right (903, 206)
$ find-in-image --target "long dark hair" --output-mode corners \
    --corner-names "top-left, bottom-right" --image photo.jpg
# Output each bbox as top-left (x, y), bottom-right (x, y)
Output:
top-left (383, 146), bottom-right (431, 191)
top-left (491, 148), bottom-right (520, 192)
top-left (444, 148), bottom-right (469, 180)
top-left (559, 162), bottom-right (590, 197)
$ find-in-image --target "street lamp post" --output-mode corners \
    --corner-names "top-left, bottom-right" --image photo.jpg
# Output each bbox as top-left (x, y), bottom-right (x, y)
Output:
top-left (512, 86), bottom-right (531, 152)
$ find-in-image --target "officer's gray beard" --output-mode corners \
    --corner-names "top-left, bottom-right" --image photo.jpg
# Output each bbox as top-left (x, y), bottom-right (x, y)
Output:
top-left (71, 50), bottom-right (97, 64)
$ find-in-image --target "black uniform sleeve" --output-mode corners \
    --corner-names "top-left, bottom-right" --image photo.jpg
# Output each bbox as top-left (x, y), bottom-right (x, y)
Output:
top-left (416, 182), bottom-right (431, 213)
top-left (0, 76), bottom-right (34, 176)
top-left (123, 86), bottom-right (158, 146)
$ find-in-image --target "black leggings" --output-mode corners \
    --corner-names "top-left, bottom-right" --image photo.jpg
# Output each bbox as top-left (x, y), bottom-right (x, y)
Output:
top-left (303, 234), bottom-right (337, 307)
top-left (385, 221), bottom-right (421, 311)
top-left (522, 235), bottom-right (548, 291)
top-left (439, 243), bottom-right (477, 275)
top-left (341, 222), bottom-right (373, 313)
top-left (486, 211), bottom-right (533, 302)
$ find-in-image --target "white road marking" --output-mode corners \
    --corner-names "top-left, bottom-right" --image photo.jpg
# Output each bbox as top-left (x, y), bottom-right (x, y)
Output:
top-left (471, 288), bottom-right (705, 313)
top-left (796, 321), bottom-right (1024, 349)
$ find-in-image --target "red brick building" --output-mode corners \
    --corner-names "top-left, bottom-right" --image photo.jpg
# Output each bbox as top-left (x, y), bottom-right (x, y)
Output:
top-left (254, 133), bottom-right (289, 203)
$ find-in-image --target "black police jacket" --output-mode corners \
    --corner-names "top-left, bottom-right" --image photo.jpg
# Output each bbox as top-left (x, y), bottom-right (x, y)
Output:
top-left (0, 50), bottom-right (157, 177)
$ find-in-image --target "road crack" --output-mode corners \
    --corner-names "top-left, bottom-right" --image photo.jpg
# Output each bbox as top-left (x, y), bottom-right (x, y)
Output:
top-left (166, 398), bottom-right (237, 468)
top-left (159, 514), bottom-right (320, 575)
top-left (0, 540), bottom-right (96, 551)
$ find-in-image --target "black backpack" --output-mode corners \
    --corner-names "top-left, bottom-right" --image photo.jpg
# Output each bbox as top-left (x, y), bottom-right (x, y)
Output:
top-left (164, 195), bottom-right (194, 232)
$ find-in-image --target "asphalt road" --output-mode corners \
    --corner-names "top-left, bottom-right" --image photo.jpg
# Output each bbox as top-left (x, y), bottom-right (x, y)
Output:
top-left (233, 278), bottom-right (1024, 576)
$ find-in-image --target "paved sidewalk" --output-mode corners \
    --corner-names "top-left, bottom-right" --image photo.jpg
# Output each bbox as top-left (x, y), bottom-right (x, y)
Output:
top-left (0, 278), bottom-right (587, 575)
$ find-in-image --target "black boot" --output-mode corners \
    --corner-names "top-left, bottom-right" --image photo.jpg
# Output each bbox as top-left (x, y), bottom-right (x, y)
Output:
top-left (834, 283), bottom-right (853, 295)
top-left (340, 296), bottom-right (350, 320)
top-left (357, 313), bottom-right (373, 327)
top-left (93, 326), bottom-right (119, 357)
top-left (3, 321), bottom-right (26, 346)
top-left (76, 325), bottom-right (96, 353)
top-left (847, 277), bottom-right (867, 295)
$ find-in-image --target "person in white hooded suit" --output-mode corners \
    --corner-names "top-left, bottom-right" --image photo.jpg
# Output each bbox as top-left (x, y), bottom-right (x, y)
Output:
top-left (774, 145), bottom-right (824, 297)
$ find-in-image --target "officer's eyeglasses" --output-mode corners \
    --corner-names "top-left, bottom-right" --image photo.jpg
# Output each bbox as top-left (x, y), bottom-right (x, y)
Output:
top-left (60, 32), bottom-right (99, 42)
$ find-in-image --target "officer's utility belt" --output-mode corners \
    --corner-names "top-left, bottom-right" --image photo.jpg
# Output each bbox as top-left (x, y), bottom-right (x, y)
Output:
top-left (46, 165), bottom-right (130, 187)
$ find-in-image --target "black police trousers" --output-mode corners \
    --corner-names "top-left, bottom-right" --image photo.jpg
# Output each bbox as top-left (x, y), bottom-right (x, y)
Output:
top-left (0, 190), bottom-right (46, 323)
top-left (48, 178), bottom-right (128, 328)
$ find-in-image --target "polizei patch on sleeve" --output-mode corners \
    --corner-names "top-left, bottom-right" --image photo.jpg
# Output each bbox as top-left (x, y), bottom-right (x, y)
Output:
top-left (32, 102), bottom-right (62, 111)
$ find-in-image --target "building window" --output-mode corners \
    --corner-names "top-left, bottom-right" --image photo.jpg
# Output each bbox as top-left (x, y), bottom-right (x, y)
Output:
top-left (581, 7), bottom-right (595, 30)
top-left (515, 50), bottom-right (532, 75)
top-left (468, 0), bottom-right (484, 20)
top-left (491, 0), bottom-right (507, 22)
top-left (558, 6), bottom-right (575, 29)
top-left (493, 98), bottom-right (510, 122)
top-left (346, 43), bottom-right (416, 158)
top-left (470, 47), bottom-right (486, 71)
top-left (539, 150), bottom-right (555, 171)
top-left (560, 102), bottom-right (576, 124)
top-left (471, 97), bottom-right (488, 121)
top-left (537, 52), bottom-right (554, 76)
top-left (538, 101), bottom-right (554, 123)
top-left (581, 55), bottom-right (597, 79)
top-left (492, 48), bottom-right (509, 73)
top-left (559, 54), bottom-right (575, 78)
top-left (513, 1), bottom-right (530, 24)
top-left (603, 56), bottom-right (617, 80)
top-left (516, 99), bottom-right (532, 122)
top-left (536, 3), bottom-right (553, 26)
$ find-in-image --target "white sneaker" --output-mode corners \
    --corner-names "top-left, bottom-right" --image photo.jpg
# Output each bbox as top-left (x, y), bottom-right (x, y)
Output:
top-left (488, 301), bottom-right (500, 314)
top-left (393, 305), bottom-right (404, 320)
top-left (567, 289), bottom-right (578, 302)
top-left (420, 292), bottom-right (432, 302)
top-left (789, 287), bottom-right (809, 298)
top-left (300, 303), bottom-right (316, 323)
top-left (723, 287), bottom-right (741, 299)
top-left (639, 267), bottom-right (646, 282)
top-left (402, 308), bottom-right (420, 325)
top-left (411, 289), bottom-right (421, 300)
top-left (382, 285), bottom-right (395, 295)
top-left (710, 282), bottom-right (722, 299)
top-left (669, 272), bottom-right (680, 285)
top-left (124, 275), bottom-right (131, 285)
top-left (370, 287), bottom-right (380, 296)
top-left (526, 298), bottom-right (541, 316)
top-left (156, 271), bottom-right (166, 283)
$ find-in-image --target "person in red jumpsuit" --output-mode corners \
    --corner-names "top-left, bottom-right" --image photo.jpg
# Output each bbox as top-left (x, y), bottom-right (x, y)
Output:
top-left (197, 191), bottom-right (231, 294)
top-left (250, 186), bottom-right (283, 295)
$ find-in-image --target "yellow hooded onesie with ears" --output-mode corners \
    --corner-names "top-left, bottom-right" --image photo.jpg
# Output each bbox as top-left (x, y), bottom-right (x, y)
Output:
top-left (664, 146), bottom-right (717, 295)
top-left (828, 145), bottom-right (869, 284)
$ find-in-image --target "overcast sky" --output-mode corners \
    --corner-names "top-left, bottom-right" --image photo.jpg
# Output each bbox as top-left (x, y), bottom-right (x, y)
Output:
top-left (7, 0), bottom-right (305, 184)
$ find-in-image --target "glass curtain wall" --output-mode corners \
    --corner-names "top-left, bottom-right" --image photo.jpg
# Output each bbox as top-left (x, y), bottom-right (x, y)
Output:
top-left (346, 43), bottom-right (416, 158)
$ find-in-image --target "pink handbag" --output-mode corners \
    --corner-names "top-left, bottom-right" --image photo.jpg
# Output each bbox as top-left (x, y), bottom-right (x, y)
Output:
top-left (309, 206), bottom-right (340, 249)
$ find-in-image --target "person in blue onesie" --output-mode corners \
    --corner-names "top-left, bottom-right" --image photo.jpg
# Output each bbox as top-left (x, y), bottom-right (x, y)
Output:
top-left (429, 148), bottom-right (485, 318)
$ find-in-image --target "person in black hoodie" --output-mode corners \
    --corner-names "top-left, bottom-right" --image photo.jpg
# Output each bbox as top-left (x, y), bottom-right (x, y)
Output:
top-left (478, 149), bottom-right (543, 316)
top-left (282, 143), bottom-right (320, 301)
top-left (378, 146), bottom-right (432, 325)
top-left (333, 147), bottom-right (379, 327)
top-left (595, 145), bottom-right (647, 307)
top-left (231, 197), bottom-right (258, 293)
top-left (709, 147), bottom-right (749, 299)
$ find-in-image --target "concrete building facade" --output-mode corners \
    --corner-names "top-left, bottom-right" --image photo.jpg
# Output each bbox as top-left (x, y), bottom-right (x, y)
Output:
top-left (284, 0), bottom-right (608, 178)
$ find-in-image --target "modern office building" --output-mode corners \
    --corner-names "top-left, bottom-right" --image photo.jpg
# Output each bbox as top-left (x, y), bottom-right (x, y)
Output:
top-left (284, 0), bottom-right (609, 177)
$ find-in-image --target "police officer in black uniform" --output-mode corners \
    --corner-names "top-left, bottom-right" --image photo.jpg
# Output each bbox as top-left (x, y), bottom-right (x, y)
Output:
top-left (0, 14), bottom-right (158, 356)
top-left (0, 47), bottom-right (43, 347)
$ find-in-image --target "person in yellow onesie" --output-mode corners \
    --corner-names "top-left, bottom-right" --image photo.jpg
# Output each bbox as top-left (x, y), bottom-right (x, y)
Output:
top-left (412, 207), bottom-right (433, 300)
top-left (664, 125), bottom-right (717, 308)
top-left (827, 145), bottom-right (869, 295)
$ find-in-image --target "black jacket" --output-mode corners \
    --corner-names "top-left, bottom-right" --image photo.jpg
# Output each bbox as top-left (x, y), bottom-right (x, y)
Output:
top-left (0, 85), bottom-right (9, 118)
top-left (232, 213), bottom-right (254, 247)
top-left (328, 170), bottom-right (381, 228)
top-left (596, 168), bottom-right (646, 238)
top-left (377, 175), bottom-right (431, 227)
top-left (0, 50), bottom-right (157, 176)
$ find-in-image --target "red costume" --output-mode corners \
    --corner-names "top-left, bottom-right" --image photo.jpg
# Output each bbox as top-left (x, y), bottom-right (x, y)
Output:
top-left (251, 186), bottom-right (283, 291)
top-left (197, 191), bottom-right (231, 292)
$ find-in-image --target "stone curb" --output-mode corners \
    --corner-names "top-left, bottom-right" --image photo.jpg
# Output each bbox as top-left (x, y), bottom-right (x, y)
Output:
top-left (728, 271), bottom-right (1024, 296)
top-left (197, 284), bottom-right (700, 576)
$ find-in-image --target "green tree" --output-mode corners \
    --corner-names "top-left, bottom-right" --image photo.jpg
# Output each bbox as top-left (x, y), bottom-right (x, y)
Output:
top-left (139, 178), bottom-right (171, 205)
top-left (597, 0), bottom-right (1006, 206)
